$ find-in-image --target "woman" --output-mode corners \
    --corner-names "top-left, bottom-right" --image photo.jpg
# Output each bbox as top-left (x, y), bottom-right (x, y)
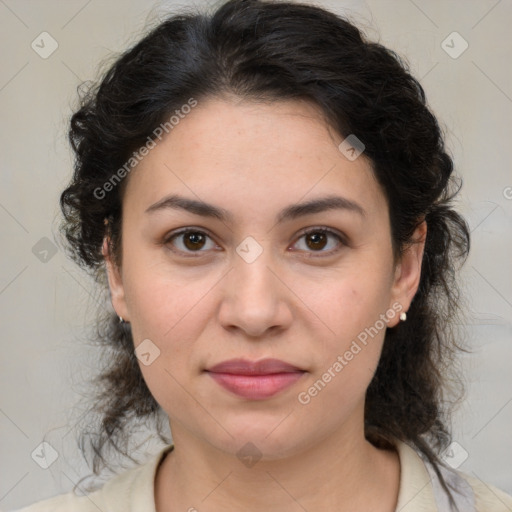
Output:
top-left (13, 0), bottom-right (512, 511)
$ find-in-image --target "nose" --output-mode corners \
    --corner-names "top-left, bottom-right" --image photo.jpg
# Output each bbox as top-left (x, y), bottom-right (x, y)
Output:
top-left (217, 246), bottom-right (293, 338)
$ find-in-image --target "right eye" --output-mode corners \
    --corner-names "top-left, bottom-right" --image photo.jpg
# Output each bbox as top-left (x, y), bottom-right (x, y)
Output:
top-left (164, 228), bottom-right (219, 256)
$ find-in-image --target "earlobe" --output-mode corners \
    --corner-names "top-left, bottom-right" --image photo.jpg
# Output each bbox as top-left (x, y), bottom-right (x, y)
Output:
top-left (102, 236), bottom-right (129, 321)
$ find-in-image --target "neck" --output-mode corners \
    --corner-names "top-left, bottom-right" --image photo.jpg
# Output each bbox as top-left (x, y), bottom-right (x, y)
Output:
top-left (155, 421), bottom-right (400, 512)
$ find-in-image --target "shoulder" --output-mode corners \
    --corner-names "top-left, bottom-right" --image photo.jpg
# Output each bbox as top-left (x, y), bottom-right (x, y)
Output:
top-left (9, 445), bottom-right (174, 512)
top-left (462, 472), bottom-right (512, 512)
top-left (393, 439), bottom-right (512, 512)
top-left (8, 492), bottom-right (100, 512)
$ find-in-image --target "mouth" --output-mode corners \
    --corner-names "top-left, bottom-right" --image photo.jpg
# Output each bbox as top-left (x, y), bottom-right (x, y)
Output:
top-left (204, 358), bottom-right (306, 400)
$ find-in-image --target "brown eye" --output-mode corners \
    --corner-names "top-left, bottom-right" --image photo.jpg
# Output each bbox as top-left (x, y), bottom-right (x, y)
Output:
top-left (182, 232), bottom-right (207, 250)
top-left (292, 228), bottom-right (345, 255)
top-left (305, 231), bottom-right (328, 251)
top-left (165, 229), bottom-right (216, 255)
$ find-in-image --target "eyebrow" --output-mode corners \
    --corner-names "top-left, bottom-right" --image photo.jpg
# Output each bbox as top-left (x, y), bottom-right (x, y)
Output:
top-left (145, 193), bottom-right (366, 223)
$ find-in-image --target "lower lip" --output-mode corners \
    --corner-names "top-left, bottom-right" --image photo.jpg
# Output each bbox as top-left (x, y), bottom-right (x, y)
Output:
top-left (206, 371), bottom-right (305, 400)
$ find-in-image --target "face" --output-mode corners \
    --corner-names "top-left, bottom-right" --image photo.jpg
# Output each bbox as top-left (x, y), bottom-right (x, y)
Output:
top-left (104, 97), bottom-right (426, 460)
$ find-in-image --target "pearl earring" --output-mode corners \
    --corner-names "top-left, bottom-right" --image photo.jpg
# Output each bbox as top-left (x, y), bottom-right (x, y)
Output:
top-left (399, 312), bottom-right (407, 322)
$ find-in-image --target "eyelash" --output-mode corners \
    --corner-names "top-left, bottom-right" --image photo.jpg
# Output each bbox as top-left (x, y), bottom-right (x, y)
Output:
top-left (163, 227), bottom-right (346, 258)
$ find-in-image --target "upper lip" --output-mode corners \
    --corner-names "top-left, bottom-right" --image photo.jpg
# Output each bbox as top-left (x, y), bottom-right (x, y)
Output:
top-left (205, 358), bottom-right (305, 375)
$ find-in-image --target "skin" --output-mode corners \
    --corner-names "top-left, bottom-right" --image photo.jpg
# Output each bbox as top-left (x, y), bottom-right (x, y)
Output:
top-left (103, 96), bottom-right (427, 512)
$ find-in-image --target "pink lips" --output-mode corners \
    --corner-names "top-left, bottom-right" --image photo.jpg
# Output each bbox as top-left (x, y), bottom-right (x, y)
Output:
top-left (205, 358), bottom-right (306, 400)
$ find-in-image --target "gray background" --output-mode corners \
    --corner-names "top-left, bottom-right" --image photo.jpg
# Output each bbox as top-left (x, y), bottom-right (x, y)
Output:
top-left (1, 0), bottom-right (511, 509)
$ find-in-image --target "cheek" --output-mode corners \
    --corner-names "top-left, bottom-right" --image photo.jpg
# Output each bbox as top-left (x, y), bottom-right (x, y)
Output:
top-left (303, 272), bottom-right (392, 340)
top-left (125, 270), bottom-right (211, 413)
top-left (295, 280), bottom-right (390, 418)
top-left (121, 252), bottom-right (210, 338)
top-left (299, 271), bottom-right (393, 390)
top-left (122, 259), bottom-right (221, 377)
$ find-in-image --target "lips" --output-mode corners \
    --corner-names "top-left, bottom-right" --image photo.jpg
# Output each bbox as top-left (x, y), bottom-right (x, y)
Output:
top-left (205, 358), bottom-right (306, 400)
top-left (205, 358), bottom-right (304, 375)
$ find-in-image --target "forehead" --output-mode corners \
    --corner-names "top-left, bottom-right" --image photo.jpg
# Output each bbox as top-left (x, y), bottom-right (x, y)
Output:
top-left (122, 97), bottom-right (387, 223)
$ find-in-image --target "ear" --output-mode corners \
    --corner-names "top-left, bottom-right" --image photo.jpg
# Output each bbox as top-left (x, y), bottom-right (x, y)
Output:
top-left (102, 237), bottom-right (129, 321)
top-left (388, 220), bottom-right (427, 327)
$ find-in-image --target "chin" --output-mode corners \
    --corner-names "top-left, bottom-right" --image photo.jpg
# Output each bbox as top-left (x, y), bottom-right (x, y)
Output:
top-left (206, 425), bottom-right (307, 463)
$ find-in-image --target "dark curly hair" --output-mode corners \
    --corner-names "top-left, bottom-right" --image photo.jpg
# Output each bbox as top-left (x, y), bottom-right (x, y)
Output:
top-left (58, 0), bottom-right (471, 505)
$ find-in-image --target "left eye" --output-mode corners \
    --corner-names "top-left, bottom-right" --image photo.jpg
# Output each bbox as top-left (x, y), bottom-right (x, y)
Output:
top-left (164, 228), bottom-right (344, 256)
top-left (292, 228), bottom-right (345, 255)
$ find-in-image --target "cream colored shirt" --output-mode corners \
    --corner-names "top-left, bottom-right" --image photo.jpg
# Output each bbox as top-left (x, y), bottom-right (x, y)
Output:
top-left (10, 440), bottom-right (512, 511)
